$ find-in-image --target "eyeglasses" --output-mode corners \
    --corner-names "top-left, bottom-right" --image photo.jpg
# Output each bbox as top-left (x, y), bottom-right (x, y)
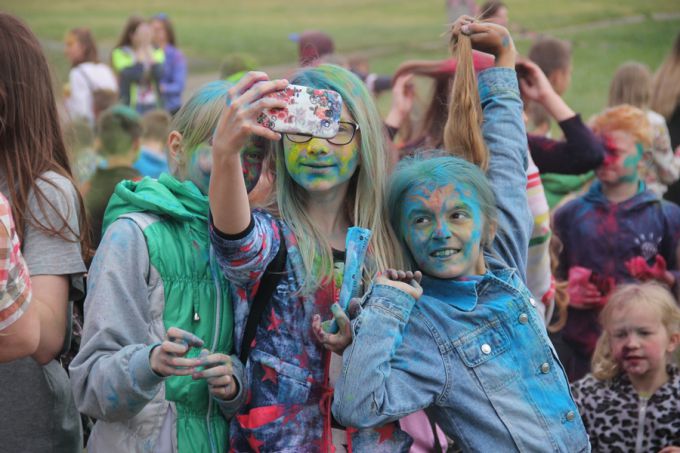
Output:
top-left (285, 121), bottom-right (360, 146)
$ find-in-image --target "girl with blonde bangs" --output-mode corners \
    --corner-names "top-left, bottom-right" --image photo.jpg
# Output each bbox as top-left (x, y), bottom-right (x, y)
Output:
top-left (571, 282), bottom-right (680, 452)
top-left (209, 65), bottom-right (410, 451)
top-left (273, 65), bottom-right (403, 292)
top-left (589, 283), bottom-right (679, 381)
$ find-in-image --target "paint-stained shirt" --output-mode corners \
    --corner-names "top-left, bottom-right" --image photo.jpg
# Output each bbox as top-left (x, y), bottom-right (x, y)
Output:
top-left (210, 212), bottom-right (411, 452)
top-left (0, 192), bottom-right (31, 331)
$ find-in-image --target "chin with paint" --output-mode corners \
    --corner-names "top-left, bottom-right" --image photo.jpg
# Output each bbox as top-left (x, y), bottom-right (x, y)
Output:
top-left (333, 16), bottom-right (591, 453)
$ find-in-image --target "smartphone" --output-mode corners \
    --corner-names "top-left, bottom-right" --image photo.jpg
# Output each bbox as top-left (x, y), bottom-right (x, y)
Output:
top-left (257, 84), bottom-right (342, 139)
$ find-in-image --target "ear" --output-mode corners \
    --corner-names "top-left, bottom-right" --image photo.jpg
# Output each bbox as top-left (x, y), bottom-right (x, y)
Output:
top-left (131, 137), bottom-right (141, 153)
top-left (667, 331), bottom-right (680, 354)
top-left (167, 130), bottom-right (183, 163)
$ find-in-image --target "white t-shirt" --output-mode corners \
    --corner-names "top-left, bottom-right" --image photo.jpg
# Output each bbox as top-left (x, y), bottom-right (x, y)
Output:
top-left (64, 62), bottom-right (118, 125)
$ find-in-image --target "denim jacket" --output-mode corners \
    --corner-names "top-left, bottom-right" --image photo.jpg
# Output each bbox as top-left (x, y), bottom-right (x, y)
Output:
top-left (333, 68), bottom-right (591, 452)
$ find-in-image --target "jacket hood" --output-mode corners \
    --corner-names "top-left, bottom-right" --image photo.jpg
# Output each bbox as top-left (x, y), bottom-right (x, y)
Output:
top-left (102, 173), bottom-right (208, 233)
top-left (583, 181), bottom-right (659, 211)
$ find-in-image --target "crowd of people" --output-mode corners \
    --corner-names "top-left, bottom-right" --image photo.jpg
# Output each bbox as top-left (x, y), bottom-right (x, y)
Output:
top-left (1, 2), bottom-right (680, 452)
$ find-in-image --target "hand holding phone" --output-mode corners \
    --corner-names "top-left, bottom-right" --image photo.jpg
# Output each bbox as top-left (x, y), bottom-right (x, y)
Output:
top-left (257, 84), bottom-right (343, 139)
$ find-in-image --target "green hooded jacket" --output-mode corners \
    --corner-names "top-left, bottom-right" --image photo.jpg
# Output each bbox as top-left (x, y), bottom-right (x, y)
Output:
top-left (103, 173), bottom-right (234, 452)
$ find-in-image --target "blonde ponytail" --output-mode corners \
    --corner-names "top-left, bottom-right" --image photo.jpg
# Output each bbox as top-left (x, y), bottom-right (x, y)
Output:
top-left (443, 32), bottom-right (489, 170)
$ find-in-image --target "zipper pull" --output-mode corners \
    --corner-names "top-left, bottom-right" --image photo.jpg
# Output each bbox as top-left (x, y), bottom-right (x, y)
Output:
top-left (193, 312), bottom-right (200, 322)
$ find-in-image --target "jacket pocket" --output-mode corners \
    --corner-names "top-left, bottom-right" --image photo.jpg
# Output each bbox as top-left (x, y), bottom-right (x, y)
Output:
top-left (452, 319), bottom-right (519, 392)
top-left (250, 349), bottom-right (311, 405)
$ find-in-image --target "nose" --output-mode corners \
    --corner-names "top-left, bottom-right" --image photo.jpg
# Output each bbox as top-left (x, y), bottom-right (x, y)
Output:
top-left (306, 138), bottom-right (329, 156)
top-left (433, 218), bottom-right (452, 240)
top-left (625, 332), bottom-right (640, 349)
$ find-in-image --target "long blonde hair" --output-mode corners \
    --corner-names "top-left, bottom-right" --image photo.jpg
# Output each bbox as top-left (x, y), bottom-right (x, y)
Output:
top-left (650, 31), bottom-right (680, 120)
top-left (274, 64), bottom-right (404, 292)
top-left (443, 26), bottom-right (489, 170)
top-left (591, 282), bottom-right (680, 381)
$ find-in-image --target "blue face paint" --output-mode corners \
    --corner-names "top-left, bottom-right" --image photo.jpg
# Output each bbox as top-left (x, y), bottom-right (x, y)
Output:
top-left (187, 145), bottom-right (212, 194)
top-left (399, 181), bottom-right (485, 279)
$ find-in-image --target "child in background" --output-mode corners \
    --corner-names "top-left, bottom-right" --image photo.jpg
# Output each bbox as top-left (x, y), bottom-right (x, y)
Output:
top-left (0, 13), bottom-right (88, 452)
top-left (63, 118), bottom-right (104, 191)
top-left (151, 14), bottom-right (186, 115)
top-left (0, 192), bottom-right (36, 363)
top-left (63, 27), bottom-right (118, 126)
top-left (553, 105), bottom-right (680, 381)
top-left (332, 17), bottom-right (589, 452)
top-left (608, 61), bottom-right (680, 197)
top-left (70, 81), bottom-right (252, 453)
top-left (571, 283), bottom-right (680, 452)
top-left (85, 105), bottom-right (142, 248)
top-left (209, 65), bottom-right (409, 450)
top-left (112, 16), bottom-right (165, 113)
top-left (133, 108), bottom-right (172, 178)
top-left (527, 36), bottom-right (599, 210)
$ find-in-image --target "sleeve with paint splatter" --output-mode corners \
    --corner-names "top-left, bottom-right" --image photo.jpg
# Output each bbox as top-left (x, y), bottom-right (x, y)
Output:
top-left (478, 67), bottom-right (532, 282)
top-left (333, 284), bottom-right (445, 428)
top-left (210, 209), bottom-right (282, 296)
top-left (69, 218), bottom-right (165, 421)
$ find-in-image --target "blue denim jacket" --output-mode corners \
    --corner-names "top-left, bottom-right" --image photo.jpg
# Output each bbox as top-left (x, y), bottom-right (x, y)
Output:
top-left (333, 68), bottom-right (591, 452)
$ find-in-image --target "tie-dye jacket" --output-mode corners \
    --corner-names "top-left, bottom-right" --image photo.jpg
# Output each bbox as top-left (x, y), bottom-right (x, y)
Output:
top-left (210, 213), bottom-right (411, 452)
top-left (553, 181), bottom-right (680, 369)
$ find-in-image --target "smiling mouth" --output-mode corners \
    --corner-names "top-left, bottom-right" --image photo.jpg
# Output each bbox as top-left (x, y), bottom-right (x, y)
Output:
top-left (302, 163), bottom-right (335, 169)
top-left (429, 248), bottom-right (461, 258)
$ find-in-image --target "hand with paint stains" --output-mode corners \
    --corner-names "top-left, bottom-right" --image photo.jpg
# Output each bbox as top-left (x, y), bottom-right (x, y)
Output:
top-left (375, 269), bottom-right (423, 300)
top-left (312, 302), bottom-right (358, 354)
top-left (192, 349), bottom-right (239, 400)
top-left (451, 15), bottom-right (516, 68)
top-left (625, 255), bottom-right (676, 287)
top-left (150, 327), bottom-right (205, 377)
top-left (566, 267), bottom-right (606, 309)
top-left (211, 72), bottom-right (288, 163)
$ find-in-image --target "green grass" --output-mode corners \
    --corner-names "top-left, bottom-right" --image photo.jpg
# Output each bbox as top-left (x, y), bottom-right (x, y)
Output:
top-left (4, 0), bottom-right (679, 119)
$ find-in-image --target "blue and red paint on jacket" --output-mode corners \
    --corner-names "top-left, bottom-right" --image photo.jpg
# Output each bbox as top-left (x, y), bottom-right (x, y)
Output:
top-left (210, 209), bottom-right (411, 452)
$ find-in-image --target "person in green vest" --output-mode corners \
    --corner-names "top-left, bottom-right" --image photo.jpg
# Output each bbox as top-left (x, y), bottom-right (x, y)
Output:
top-left (69, 80), bottom-right (265, 452)
top-left (111, 16), bottom-right (165, 114)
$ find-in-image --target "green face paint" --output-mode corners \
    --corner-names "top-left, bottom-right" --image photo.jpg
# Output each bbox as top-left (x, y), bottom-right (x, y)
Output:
top-left (617, 142), bottom-right (644, 184)
top-left (596, 131), bottom-right (644, 186)
top-left (283, 138), bottom-right (359, 192)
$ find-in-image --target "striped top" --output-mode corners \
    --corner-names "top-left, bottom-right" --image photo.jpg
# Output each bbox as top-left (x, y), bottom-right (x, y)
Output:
top-left (0, 193), bottom-right (31, 331)
top-left (526, 152), bottom-right (555, 321)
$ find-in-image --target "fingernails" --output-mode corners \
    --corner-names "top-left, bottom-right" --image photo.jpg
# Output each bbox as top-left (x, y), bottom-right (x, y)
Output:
top-left (462, 25), bottom-right (471, 35)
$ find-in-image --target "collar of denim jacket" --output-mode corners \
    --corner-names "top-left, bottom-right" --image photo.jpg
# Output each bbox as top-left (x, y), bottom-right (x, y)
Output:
top-left (420, 275), bottom-right (480, 311)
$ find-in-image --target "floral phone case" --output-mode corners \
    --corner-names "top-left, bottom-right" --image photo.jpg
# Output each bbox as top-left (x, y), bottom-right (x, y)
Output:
top-left (257, 84), bottom-right (342, 138)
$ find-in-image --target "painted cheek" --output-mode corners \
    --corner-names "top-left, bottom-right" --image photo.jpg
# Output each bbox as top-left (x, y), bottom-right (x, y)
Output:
top-left (337, 145), bottom-right (359, 178)
top-left (284, 143), bottom-right (304, 175)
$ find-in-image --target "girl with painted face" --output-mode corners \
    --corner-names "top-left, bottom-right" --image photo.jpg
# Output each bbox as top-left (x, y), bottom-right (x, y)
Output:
top-left (209, 66), bottom-right (408, 451)
top-left (332, 17), bottom-right (591, 452)
top-left (70, 81), bottom-right (264, 453)
top-left (571, 283), bottom-right (680, 452)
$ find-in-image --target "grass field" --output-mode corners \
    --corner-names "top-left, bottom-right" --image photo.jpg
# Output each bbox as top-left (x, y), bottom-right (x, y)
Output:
top-left (4, 0), bottom-right (680, 119)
